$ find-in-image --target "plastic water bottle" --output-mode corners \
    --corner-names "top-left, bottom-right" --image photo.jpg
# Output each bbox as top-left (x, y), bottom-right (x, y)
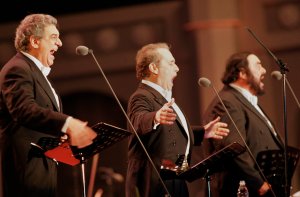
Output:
top-left (237, 180), bottom-right (249, 197)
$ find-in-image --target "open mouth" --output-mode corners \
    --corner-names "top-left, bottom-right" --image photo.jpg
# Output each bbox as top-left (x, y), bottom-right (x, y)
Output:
top-left (50, 50), bottom-right (56, 59)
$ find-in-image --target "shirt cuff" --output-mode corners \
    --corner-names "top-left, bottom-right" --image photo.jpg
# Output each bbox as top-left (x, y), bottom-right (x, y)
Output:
top-left (61, 116), bottom-right (73, 133)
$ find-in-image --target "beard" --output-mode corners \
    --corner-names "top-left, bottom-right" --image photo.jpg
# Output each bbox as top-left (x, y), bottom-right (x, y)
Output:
top-left (247, 73), bottom-right (265, 96)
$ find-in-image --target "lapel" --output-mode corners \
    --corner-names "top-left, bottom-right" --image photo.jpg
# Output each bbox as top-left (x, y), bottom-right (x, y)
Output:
top-left (21, 53), bottom-right (60, 112)
top-left (228, 87), bottom-right (284, 148)
top-left (257, 104), bottom-right (284, 146)
top-left (140, 83), bottom-right (192, 140)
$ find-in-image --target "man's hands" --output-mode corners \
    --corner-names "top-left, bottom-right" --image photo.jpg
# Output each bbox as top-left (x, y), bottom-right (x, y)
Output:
top-left (66, 118), bottom-right (97, 148)
top-left (204, 116), bottom-right (229, 139)
top-left (155, 98), bottom-right (176, 125)
top-left (154, 101), bottom-right (229, 141)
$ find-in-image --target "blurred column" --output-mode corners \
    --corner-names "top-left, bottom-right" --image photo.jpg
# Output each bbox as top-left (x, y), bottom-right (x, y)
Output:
top-left (185, 0), bottom-right (242, 115)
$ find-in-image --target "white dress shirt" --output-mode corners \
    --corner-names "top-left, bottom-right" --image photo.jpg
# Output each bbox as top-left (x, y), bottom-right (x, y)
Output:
top-left (21, 51), bottom-right (60, 109)
top-left (230, 83), bottom-right (277, 136)
top-left (142, 80), bottom-right (191, 157)
top-left (21, 51), bottom-right (72, 133)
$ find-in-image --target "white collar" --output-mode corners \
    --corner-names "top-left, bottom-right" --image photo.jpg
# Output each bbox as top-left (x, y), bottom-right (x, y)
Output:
top-left (230, 83), bottom-right (258, 106)
top-left (21, 51), bottom-right (51, 77)
top-left (142, 80), bottom-right (172, 101)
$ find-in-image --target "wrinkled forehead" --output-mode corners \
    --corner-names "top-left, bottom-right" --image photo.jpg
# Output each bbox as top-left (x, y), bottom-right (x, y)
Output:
top-left (43, 24), bottom-right (60, 36)
top-left (157, 48), bottom-right (174, 62)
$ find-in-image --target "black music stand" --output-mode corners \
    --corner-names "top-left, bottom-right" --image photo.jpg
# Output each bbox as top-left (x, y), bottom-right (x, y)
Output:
top-left (256, 146), bottom-right (300, 197)
top-left (160, 142), bottom-right (246, 197)
top-left (72, 122), bottom-right (131, 197)
top-left (33, 122), bottom-right (131, 197)
top-left (181, 142), bottom-right (245, 197)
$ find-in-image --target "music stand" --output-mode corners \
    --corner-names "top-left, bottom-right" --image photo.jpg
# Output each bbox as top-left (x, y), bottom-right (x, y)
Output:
top-left (32, 122), bottom-right (131, 197)
top-left (256, 146), bottom-right (300, 197)
top-left (73, 122), bottom-right (131, 197)
top-left (181, 142), bottom-right (245, 197)
top-left (160, 142), bottom-right (245, 197)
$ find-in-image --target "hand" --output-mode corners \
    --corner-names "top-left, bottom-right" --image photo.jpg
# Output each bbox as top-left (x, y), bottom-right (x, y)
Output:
top-left (155, 98), bottom-right (177, 125)
top-left (204, 116), bottom-right (229, 139)
top-left (66, 118), bottom-right (97, 148)
top-left (258, 182), bottom-right (271, 196)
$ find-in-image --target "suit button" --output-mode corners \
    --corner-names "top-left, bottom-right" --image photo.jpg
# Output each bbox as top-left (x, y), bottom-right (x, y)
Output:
top-left (173, 141), bottom-right (176, 146)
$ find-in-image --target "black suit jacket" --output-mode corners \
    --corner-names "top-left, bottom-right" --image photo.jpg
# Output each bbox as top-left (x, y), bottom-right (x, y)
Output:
top-left (0, 52), bottom-right (68, 197)
top-left (203, 85), bottom-right (284, 197)
top-left (125, 83), bottom-right (205, 197)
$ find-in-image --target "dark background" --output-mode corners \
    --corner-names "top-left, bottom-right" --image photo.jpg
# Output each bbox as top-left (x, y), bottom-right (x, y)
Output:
top-left (1, 0), bottom-right (176, 23)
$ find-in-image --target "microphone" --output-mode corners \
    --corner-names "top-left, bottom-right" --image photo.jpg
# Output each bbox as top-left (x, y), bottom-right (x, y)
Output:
top-left (198, 77), bottom-right (211, 88)
top-left (271, 71), bottom-right (300, 109)
top-left (198, 77), bottom-right (276, 197)
top-left (76, 45), bottom-right (171, 197)
top-left (76, 45), bottom-right (92, 56)
top-left (271, 70), bottom-right (282, 80)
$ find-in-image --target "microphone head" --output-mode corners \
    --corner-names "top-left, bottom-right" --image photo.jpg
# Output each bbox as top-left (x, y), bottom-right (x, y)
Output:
top-left (76, 45), bottom-right (90, 56)
top-left (198, 77), bottom-right (211, 88)
top-left (271, 70), bottom-right (282, 80)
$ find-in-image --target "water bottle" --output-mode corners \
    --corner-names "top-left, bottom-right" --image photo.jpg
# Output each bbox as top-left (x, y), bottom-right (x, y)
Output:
top-left (237, 180), bottom-right (249, 197)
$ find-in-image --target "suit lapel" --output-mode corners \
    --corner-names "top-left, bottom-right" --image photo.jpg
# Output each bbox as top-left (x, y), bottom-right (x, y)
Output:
top-left (257, 104), bottom-right (284, 146)
top-left (145, 85), bottom-right (184, 127)
top-left (140, 83), bottom-right (191, 141)
top-left (230, 88), bottom-right (284, 147)
top-left (24, 55), bottom-right (60, 112)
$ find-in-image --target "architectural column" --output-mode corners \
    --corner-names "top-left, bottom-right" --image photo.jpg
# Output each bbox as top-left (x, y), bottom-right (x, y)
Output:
top-left (185, 0), bottom-right (242, 115)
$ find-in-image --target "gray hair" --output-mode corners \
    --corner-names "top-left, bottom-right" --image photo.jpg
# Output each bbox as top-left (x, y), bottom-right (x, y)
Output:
top-left (14, 14), bottom-right (58, 52)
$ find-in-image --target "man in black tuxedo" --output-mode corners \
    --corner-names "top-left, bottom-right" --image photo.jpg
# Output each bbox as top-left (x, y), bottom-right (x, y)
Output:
top-left (125, 43), bottom-right (229, 197)
top-left (203, 52), bottom-right (284, 197)
top-left (0, 14), bottom-right (97, 197)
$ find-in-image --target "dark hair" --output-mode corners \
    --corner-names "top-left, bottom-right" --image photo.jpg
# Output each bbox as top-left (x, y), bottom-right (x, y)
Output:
top-left (15, 14), bottom-right (58, 52)
top-left (135, 43), bottom-right (170, 80)
top-left (222, 51), bottom-right (252, 85)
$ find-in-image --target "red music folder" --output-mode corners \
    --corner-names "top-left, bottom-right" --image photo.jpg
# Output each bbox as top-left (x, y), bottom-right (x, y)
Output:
top-left (44, 142), bottom-right (80, 166)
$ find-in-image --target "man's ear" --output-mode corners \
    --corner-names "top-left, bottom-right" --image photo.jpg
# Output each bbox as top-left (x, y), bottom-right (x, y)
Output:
top-left (149, 63), bottom-right (159, 75)
top-left (239, 69), bottom-right (247, 80)
top-left (29, 35), bottom-right (40, 49)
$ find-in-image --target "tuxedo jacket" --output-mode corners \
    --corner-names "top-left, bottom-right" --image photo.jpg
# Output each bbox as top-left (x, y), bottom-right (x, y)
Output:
top-left (203, 85), bottom-right (284, 197)
top-left (0, 52), bottom-right (68, 197)
top-left (125, 83), bottom-right (205, 197)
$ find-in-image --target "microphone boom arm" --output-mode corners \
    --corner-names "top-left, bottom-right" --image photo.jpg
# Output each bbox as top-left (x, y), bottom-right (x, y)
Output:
top-left (246, 27), bottom-right (291, 197)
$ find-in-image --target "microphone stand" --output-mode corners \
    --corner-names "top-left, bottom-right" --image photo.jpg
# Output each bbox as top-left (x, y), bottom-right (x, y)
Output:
top-left (246, 27), bottom-right (290, 197)
top-left (285, 78), bottom-right (300, 109)
top-left (82, 48), bottom-right (171, 197)
top-left (271, 71), bottom-right (300, 109)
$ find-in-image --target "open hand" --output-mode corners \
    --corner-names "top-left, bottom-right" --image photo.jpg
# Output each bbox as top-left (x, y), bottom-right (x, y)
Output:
top-left (155, 98), bottom-right (177, 125)
top-left (204, 116), bottom-right (229, 139)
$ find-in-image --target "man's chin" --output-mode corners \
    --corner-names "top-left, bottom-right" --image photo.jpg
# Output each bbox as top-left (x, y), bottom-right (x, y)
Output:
top-left (257, 88), bottom-right (265, 96)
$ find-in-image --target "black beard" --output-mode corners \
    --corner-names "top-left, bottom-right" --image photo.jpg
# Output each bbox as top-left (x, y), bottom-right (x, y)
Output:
top-left (248, 73), bottom-right (265, 96)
